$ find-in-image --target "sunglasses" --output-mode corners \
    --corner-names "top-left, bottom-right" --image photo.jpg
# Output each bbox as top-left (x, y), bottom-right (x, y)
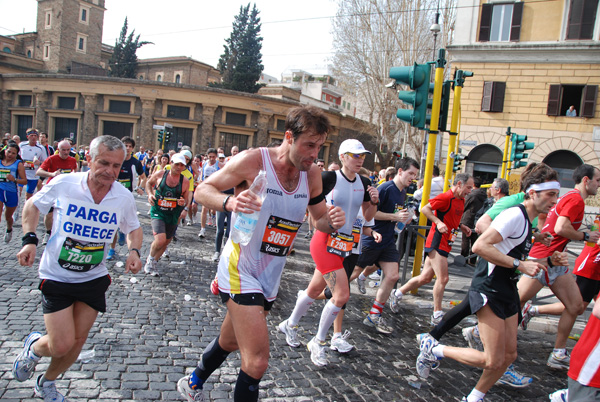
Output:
top-left (346, 152), bottom-right (366, 160)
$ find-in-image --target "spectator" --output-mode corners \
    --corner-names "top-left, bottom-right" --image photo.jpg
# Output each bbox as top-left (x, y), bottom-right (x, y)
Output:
top-left (566, 105), bottom-right (577, 117)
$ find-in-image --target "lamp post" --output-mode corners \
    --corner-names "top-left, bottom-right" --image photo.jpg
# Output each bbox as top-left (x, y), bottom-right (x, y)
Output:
top-left (430, 12), bottom-right (442, 165)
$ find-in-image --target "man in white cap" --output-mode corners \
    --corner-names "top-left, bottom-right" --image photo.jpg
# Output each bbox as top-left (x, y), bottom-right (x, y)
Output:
top-left (19, 128), bottom-right (46, 200)
top-left (144, 153), bottom-right (190, 276)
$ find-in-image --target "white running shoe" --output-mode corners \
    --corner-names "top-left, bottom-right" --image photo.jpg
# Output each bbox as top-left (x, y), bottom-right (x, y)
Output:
top-left (12, 332), bottom-right (42, 381)
top-left (430, 311), bottom-right (445, 326)
top-left (356, 276), bottom-right (366, 294)
top-left (35, 375), bottom-right (67, 402)
top-left (307, 337), bottom-right (328, 366)
top-left (330, 330), bottom-right (354, 353)
top-left (212, 251), bottom-right (220, 262)
top-left (278, 319), bottom-right (300, 348)
top-left (41, 232), bottom-right (49, 245)
top-left (549, 389), bottom-right (568, 402)
top-left (198, 228), bottom-right (206, 238)
top-left (4, 230), bottom-right (12, 243)
top-left (362, 314), bottom-right (393, 334)
top-left (389, 290), bottom-right (401, 313)
top-left (496, 363), bottom-right (533, 388)
top-left (416, 334), bottom-right (440, 379)
top-left (144, 256), bottom-right (159, 276)
top-left (547, 351), bottom-right (570, 369)
top-left (462, 326), bottom-right (483, 351)
top-left (177, 375), bottom-right (205, 401)
top-left (520, 302), bottom-right (536, 330)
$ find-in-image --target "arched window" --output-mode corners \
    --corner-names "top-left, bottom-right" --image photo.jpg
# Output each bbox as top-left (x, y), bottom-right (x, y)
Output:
top-left (157, 75), bottom-right (162, 82)
top-left (27, 50), bottom-right (32, 58)
top-left (2, 47), bottom-right (11, 53)
top-left (467, 144), bottom-right (503, 184)
top-left (138, 75), bottom-right (144, 80)
top-left (175, 74), bottom-right (181, 84)
top-left (543, 150), bottom-right (584, 188)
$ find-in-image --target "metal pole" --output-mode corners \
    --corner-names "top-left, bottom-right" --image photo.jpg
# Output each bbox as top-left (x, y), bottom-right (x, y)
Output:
top-left (501, 127), bottom-right (511, 179)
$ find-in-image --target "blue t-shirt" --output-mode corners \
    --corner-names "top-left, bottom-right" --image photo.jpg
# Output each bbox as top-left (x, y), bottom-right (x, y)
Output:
top-left (361, 180), bottom-right (406, 249)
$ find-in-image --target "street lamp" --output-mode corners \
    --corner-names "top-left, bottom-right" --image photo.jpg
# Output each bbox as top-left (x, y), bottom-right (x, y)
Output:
top-left (430, 17), bottom-right (441, 60)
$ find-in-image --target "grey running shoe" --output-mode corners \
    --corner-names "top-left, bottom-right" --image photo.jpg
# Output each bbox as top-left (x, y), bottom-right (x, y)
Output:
top-left (496, 364), bottom-right (533, 387)
top-left (549, 389), bottom-right (568, 402)
top-left (416, 334), bottom-right (439, 379)
top-left (430, 311), bottom-right (445, 326)
top-left (520, 302), bottom-right (535, 330)
top-left (177, 375), bottom-right (205, 401)
top-left (547, 351), bottom-right (570, 369)
top-left (462, 326), bottom-right (483, 351)
top-left (307, 337), bottom-right (328, 367)
top-left (278, 319), bottom-right (300, 347)
top-left (211, 251), bottom-right (220, 262)
top-left (35, 376), bottom-right (67, 402)
top-left (389, 290), bottom-right (401, 313)
top-left (4, 230), bottom-right (12, 243)
top-left (12, 332), bottom-right (42, 381)
top-left (330, 330), bottom-right (353, 353)
top-left (356, 276), bottom-right (366, 294)
top-left (163, 247), bottom-right (170, 259)
top-left (362, 314), bottom-right (393, 334)
top-left (41, 232), bottom-right (49, 245)
top-left (198, 228), bottom-right (206, 238)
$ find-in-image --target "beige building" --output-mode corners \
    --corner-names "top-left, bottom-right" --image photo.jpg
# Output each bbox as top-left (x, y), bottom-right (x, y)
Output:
top-left (448, 0), bottom-right (600, 191)
top-left (0, 0), bottom-right (377, 165)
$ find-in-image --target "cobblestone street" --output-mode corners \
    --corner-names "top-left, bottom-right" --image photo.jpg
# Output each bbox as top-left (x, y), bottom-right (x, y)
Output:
top-left (0, 197), bottom-right (574, 401)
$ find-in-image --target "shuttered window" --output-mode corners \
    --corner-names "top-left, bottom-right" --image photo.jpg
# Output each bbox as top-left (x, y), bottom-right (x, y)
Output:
top-left (481, 82), bottom-right (506, 112)
top-left (567, 0), bottom-right (599, 40)
top-left (479, 2), bottom-right (523, 42)
top-left (547, 84), bottom-right (597, 117)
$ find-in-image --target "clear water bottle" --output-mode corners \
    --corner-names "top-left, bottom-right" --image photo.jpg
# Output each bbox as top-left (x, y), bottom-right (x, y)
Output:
top-left (231, 170), bottom-right (268, 245)
top-left (395, 206), bottom-right (415, 234)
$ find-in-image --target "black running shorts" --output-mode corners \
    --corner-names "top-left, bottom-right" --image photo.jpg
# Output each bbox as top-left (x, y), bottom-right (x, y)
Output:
top-left (220, 291), bottom-right (275, 311)
top-left (39, 275), bottom-right (111, 314)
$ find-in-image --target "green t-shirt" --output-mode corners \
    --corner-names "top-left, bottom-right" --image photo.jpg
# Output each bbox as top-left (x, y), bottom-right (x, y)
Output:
top-left (485, 192), bottom-right (538, 227)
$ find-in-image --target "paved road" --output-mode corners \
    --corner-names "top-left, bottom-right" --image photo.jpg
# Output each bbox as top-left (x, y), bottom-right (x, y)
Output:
top-left (0, 197), bottom-right (574, 401)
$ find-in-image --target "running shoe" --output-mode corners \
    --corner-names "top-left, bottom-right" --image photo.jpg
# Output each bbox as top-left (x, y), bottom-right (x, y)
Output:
top-left (547, 351), bottom-right (570, 369)
top-left (307, 337), bottom-right (328, 367)
top-left (41, 232), bottom-right (49, 245)
top-left (210, 278), bottom-right (219, 295)
top-left (356, 276), bottom-right (366, 294)
top-left (4, 230), bottom-right (12, 243)
top-left (212, 251), bottom-right (220, 262)
top-left (549, 389), bottom-right (568, 402)
top-left (368, 272), bottom-right (381, 280)
top-left (330, 330), bottom-right (354, 353)
top-left (106, 248), bottom-right (116, 260)
top-left (35, 375), bottom-right (67, 402)
top-left (278, 319), bottom-right (301, 348)
top-left (198, 228), bottom-right (206, 238)
top-left (304, 230), bottom-right (313, 239)
top-left (12, 332), bottom-right (42, 381)
top-left (186, 220), bottom-right (192, 226)
top-left (460, 397), bottom-right (483, 402)
top-left (431, 311), bottom-right (445, 326)
top-left (389, 290), bottom-right (401, 313)
top-left (144, 256), bottom-right (159, 277)
top-left (416, 333), bottom-right (440, 379)
top-left (362, 314), bottom-right (393, 334)
top-left (496, 364), bottom-right (533, 388)
top-left (177, 375), bottom-right (205, 401)
top-left (118, 231), bottom-right (126, 246)
top-left (462, 326), bottom-right (483, 351)
top-left (520, 302), bottom-right (535, 330)
top-left (163, 248), bottom-right (170, 259)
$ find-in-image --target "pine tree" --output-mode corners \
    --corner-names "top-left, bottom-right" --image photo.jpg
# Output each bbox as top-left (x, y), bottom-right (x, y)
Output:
top-left (214, 4), bottom-right (264, 93)
top-left (108, 18), bottom-right (152, 78)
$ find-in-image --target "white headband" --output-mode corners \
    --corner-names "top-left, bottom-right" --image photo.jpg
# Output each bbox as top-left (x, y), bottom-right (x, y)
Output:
top-left (525, 181), bottom-right (561, 193)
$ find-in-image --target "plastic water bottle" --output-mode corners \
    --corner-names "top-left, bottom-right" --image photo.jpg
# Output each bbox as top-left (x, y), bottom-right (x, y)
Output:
top-left (231, 170), bottom-right (268, 245)
top-left (395, 206), bottom-right (415, 234)
top-left (587, 215), bottom-right (599, 247)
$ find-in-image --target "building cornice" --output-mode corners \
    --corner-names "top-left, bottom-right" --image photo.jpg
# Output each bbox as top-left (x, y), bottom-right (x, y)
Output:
top-left (448, 42), bottom-right (600, 64)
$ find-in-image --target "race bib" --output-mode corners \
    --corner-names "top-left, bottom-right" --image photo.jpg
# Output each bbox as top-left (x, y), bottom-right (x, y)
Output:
top-left (118, 179), bottom-right (132, 188)
top-left (60, 169), bottom-right (72, 174)
top-left (58, 237), bottom-right (105, 272)
top-left (157, 197), bottom-right (178, 209)
top-left (58, 200), bottom-right (120, 243)
top-left (352, 225), bottom-right (361, 249)
top-left (23, 160), bottom-right (35, 170)
top-left (260, 215), bottom-right (302, 256)
top-left (0, 168), bottom-right (10, 182)
top-left (326, 232), bottom-right (354, 258)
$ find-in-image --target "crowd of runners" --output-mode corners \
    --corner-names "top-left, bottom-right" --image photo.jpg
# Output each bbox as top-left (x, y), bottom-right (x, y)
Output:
top-left (3, 105), bottom-right (600, 402)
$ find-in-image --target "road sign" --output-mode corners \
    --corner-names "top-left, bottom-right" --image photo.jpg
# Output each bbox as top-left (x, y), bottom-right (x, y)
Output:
top-left (152, 125), bottom-right (164, 130)
top-left (460, 140), bottom-right (477, 147)
top-left (164, 123), bottom-right (173, 128)
top-left (178, 142), bottom-right (183, 148)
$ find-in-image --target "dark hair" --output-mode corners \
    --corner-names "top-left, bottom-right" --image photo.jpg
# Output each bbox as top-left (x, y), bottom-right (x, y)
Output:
top-left (519, 163), bottom-right (539, 191)
top-left (285, 105), bottom-right (332, 140)
top-left (395, 157), bottom-right (420, 173)
top-left (0, 142), bottom-right (21, 161)
top-left (121, 136), bottom-right (135, 148)
top-left (522, 163), bottom-right (559, 199)
top-left (385, 167), bottom-right (397, 181)
top-left (432, 165), bottom-right (440, 176)
top-left (473, 176), bottom-right (483, 188)
top-left (206, 148), bottom-right (217, 155)
top-left (194, 154), bottom-right (202, 160)
top-left (573, 164), bottom-right (598, 184)
top-left (267, 140), bottom-right (282, 148)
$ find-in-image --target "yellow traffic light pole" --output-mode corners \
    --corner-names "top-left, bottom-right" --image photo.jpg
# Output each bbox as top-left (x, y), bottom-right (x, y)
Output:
top-left (410, 49), bottom-right (446, 290)
top-left (443, 71), bottom-right (469, 192)
top-left (501, 127), bottom-right (511, 179)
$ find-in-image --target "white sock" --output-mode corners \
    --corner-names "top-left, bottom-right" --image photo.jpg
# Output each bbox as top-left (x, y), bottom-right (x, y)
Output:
top-left (332, 331), bottom-right (342, 339)
top-left (432, 344), bottom-right (445, 358)
top-left (288, 289), bottom-right (314, 327)
top-left (316, 300), bottom-right (341, 342)
top-left (394, 289), bottom-right (403, 298)
top-left (467, 388), bottom-right (485, 402)
top-left (358, 273), bottom-right (366, 281)
top-left (531, 306), bottom-right (539, 316)
top-left (433, 310), bottom-right (444, 319)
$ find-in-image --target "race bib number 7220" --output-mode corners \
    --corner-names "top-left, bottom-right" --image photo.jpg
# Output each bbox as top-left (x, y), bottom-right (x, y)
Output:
top-left (260, 215), bottom-right (302, 256)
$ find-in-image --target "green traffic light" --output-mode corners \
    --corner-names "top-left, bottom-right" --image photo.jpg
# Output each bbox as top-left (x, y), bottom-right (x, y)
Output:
top-left (389, 63), bottom-right (431, 129)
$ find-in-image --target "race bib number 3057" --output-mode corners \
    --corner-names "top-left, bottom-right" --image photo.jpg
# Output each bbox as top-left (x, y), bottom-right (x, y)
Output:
top-left (260, 215), bottom-right (302, 256)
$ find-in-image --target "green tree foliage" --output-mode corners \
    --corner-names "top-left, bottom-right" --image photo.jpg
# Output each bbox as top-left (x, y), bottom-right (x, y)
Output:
top-left (214, 4), bottom-right (264, 93)
top-left (108, 18), bottom-right (152, 78)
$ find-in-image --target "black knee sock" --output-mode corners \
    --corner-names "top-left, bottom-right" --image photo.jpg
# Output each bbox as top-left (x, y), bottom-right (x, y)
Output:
top-left (193, 336), bottom-right (231, 382)
top-left (234, 369), bottom-right (261, 402)
top-left (429, 294), bottom-right (471, 341)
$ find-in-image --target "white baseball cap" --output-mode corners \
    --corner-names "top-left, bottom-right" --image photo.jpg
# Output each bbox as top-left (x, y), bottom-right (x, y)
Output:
top-left (339, 139), bottom-right (371, 156)
top-left (171, 153), bottom-right (186, 165)
top-left (218, 153), bottom-right (226, 158)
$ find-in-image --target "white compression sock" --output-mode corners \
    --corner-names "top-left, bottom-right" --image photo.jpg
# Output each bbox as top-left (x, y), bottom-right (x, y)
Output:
top-left (288, 289), bottom-right (314, 327)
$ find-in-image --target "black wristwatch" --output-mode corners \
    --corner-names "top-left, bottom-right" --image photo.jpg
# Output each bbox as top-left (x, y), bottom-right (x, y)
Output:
top-left (583, 232), bottom-right (590, 242)
top-left (512, 258), bottom-right (520, 269)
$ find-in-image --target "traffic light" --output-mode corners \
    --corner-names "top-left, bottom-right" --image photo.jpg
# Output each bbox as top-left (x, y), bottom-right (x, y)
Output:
top-left (164, 128), bottom-right (172, 144)
top-left (453, 154), bottom-right (466, 172)
top-left (389, 63), bottom-right (431, 129)
top-left (511, 133), bottom-right (534, 169)
top-left (426, 80), bottom-right (451, 132)
top-left (158, 130), bottom-right (164, 144)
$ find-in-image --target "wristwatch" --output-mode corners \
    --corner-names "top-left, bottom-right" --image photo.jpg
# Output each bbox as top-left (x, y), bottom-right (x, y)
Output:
top-left (512, 258), bottom-right (520, 269)
top-left (583, 232), bottom-right (590, 242)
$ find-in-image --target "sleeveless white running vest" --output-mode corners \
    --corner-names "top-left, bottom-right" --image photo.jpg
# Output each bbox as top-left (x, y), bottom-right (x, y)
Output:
top-left (217, 148), bottom-right (309, 301)
top-left (325, 169), bottom-right (365, 237)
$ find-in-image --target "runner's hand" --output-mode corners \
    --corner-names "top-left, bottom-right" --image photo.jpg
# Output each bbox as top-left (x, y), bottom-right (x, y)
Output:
top-left (550, 251), bottom-right (569, 267)
top-left (518, 260), bottom-right (546, 276)
top-left (125, 253), bottom-right (142, 274)
top-left (460, 224), bottom-right (472, 237)
top-left (367, 185), bottom-right (379, 205)
top-left (395, 209), bottom-right (409, 222)
top-left (147, 194), bottom-right (156, 206)
top-left (372, 230), bottom-right (382, 243)
top-left (232, 190), bottom-right (262, 214)
top-left (436, 222), bottom-right (448, 234)
top-left (328, 205), bottom-right (345, 230)
top-left (17, 244), bottom-right (36, 267)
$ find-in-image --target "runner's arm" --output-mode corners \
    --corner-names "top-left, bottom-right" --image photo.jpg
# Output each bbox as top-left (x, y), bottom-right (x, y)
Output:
top-left (556, 215), bottom-right (600, 243)
top-left (16, 199), bottom-right (42, 266)
top-left (307, 165), bottom-right (344, 233)
top-left (125, 227), bottom-right (143, 274)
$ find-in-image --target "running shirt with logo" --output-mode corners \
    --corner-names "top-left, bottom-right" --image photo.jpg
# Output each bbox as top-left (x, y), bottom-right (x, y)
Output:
top-left (202, 161), bottom-right (219, 181)
top-left (217, 148), bottom-right (309, 301)
top-left (32, 172), bottom-right (140, 283)
top-left (574, 244), bottom-right (600, 281)
top-left (569, 313), bottom-right (600, 388)
top-left (19, 143), bottom-right (46, 180)
top-left (118, 157), bottom-right (144, 192)
top-left (425, 189), bottom-right (465, 254)
top-left (39, 155), bottom-right (77, 183)
top-left (362, 180), bottom-right (406, 249)
top-left (470, 204), bottom-right (532, 303)
top-left (0, 159), bottom-right (21, 192)
top-left (529, 189), bottom-right (584, 259)
top-left (150, 171), bottom-right (185, 225)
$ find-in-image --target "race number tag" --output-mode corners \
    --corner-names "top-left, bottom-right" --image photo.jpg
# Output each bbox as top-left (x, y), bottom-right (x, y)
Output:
top-left (0, 168), bottom-right (10, 182)
top-left (352, 225), bottom-right (361, 249)
top-left (58, 238), bottom-right (105, 272)
top-left (60, 169), bottom-right (72, 174)
top-left (260, 215), bottom-right (302, 256)
top-left (326, 232), bottom-right (354, 258)
top-left (157, 197), bottom-right (177, 209)
top-left (118, 179), bottom-right (131, 188)
top-left (23, 160), bottom-right (35, 170)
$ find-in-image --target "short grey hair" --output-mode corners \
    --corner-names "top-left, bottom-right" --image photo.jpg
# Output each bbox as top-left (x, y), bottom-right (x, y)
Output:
top-left (454, 173), bottom-right (471, 186)
top-left (89, 135), bottom-right (126, 161)
top-left (493, 178), bottom-right (509, 195)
